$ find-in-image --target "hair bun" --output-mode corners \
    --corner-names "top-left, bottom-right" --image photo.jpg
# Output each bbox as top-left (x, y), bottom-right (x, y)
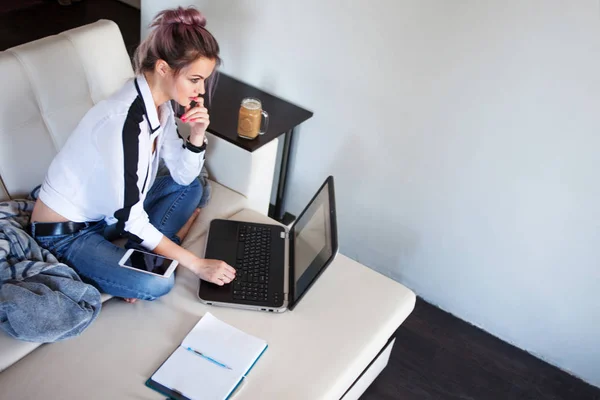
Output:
top-left (160, 6), bottom-right (206, 28)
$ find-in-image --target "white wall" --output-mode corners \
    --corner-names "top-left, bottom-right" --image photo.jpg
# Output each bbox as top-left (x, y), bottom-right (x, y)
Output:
top-left (142, 0), bottom-right (600, 387)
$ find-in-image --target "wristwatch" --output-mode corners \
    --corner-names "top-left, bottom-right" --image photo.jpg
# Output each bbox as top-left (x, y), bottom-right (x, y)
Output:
top-left (184, 136), bottom-right (207, 153)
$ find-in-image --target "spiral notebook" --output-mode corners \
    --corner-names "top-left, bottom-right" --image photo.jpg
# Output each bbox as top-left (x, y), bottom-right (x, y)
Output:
top-left (146, 312), bottom-right (268, 400)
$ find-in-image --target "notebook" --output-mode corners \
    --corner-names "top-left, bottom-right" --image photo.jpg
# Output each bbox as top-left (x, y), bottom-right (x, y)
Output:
top-left (146, 312), bottom-right (268, 400)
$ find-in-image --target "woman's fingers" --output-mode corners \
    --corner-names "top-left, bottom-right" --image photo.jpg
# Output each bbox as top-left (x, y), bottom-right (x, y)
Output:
top-left (221, 270), bottom-right (236, 281)
top-left (182, 97), bottom-right (209, 127)
top-left (199, 259), bottom-right (236, 285)
top-left (224, 264), bottom-right (236, 276)
top-left (189, 115), bottom-right (209, 123)
top-left (181, 108), bottom-right (204, 120)
top-left (182, 110), bottom-right (209, 124)
top-left (188, 107), bottom-right (208, 117)
top-left (215, 262), bottom-right (235, 282)
top-left (182, 97), bottom-right (205, 120)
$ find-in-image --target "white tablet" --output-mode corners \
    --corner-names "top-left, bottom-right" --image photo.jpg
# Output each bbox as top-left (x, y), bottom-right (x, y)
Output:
top-left (118, 249), bottom-right (178, 278)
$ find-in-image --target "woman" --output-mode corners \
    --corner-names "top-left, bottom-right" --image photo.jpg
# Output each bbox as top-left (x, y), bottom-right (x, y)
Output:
top-left (29, 6), bottom-right (235, 302)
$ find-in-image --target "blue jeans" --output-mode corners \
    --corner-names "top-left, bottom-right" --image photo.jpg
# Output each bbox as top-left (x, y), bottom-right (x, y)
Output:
top-left (31, 176), bottom-right (202, 300)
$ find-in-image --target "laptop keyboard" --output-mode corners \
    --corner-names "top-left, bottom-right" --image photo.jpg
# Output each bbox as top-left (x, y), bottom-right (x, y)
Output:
top-left (232, 225), bottom-right (271, 302)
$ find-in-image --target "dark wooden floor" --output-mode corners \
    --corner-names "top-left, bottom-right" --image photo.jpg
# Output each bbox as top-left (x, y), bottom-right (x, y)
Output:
top-left (2, 2), bottom-right (600, 399)
top-left (362, 299), bottom-right (600, 400)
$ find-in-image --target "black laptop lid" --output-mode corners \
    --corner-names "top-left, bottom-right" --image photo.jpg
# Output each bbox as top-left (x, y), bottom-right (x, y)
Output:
top-left (287, 176), bottom-right (338, 310)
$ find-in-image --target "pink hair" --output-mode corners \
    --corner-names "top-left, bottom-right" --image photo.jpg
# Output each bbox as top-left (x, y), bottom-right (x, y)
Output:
top-left (133, 6), bottom-right (221, 102)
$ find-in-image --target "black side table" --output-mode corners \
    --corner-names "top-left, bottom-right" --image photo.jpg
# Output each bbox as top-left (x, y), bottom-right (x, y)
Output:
top-left (207, 73), bottom-right (313, 224)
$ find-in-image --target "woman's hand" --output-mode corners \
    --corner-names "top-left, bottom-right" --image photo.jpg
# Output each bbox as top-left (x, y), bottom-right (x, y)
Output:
top-left (191, 257), bottom-right (236, 286)
top-left (181, 97), bottom-right (210, 136)
top-left (152, 237), bottom-right (235, 286)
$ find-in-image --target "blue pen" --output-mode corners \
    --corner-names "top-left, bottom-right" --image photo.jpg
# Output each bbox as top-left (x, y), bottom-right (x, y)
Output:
top-left (186, 347), bottom-right (232, 370)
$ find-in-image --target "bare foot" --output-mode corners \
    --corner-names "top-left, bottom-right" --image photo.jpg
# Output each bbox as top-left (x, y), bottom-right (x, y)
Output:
top-left (123, 298), bottom-right (138, 304)
top-left (176, 208), bottom-right (201, 242)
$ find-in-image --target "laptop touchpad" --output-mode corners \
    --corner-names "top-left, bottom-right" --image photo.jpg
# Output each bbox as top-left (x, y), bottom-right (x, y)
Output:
top-left (206, 239), bottom-right (237, 267)
top-left (208, 219), bottom-right (238, 241)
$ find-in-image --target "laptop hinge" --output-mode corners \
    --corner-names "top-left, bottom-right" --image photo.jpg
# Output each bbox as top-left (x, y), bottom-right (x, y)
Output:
top-left (280, 231), bottom-right (289, 239)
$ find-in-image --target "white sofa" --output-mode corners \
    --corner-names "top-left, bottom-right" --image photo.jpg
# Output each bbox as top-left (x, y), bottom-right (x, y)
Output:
top-left (0, 21), bottom-right (416, 399)
top-left (0, 20), bottom-right (279, 372)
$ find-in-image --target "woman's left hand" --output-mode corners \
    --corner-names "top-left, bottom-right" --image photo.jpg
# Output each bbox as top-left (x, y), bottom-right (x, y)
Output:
top-left (181, 97), bottom-right (210, 133)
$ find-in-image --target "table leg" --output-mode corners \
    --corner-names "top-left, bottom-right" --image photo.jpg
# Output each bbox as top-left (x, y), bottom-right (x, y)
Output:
top-left (269, 127), bottom-right (295, 223)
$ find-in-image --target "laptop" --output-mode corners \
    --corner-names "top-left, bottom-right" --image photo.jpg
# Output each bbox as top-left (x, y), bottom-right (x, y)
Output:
top-left (198, 176), bottom-right (338, 312)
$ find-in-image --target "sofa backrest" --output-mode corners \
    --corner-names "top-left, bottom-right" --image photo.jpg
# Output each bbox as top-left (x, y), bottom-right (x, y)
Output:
top-left (0, 20), bottom-right (134, 201)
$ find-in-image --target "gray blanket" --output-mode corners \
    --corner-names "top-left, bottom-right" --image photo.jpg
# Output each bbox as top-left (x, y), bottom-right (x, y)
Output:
top-left (0, 199), bottom-right (102, 343)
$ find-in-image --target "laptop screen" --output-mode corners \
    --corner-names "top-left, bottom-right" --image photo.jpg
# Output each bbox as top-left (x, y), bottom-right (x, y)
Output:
top-left (290, 176), bottom-right (338, 309)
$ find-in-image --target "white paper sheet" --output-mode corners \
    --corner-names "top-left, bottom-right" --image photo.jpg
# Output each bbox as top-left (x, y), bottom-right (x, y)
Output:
top-left (151, 313), bottom-right (267, 400)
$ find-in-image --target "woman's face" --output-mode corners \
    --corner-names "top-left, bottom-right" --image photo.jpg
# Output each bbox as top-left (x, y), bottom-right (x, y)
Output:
top-left (169, 57), bottom-right (217, 107)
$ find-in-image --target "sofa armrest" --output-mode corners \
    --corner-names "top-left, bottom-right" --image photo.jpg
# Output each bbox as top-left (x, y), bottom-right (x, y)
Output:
top-left (0, 177), bottom-right (8, 202)
top-left (176, 121), bottom-right (278, 216)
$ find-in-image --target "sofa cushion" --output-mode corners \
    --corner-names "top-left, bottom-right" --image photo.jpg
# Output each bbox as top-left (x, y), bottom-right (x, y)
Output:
top-left (0, 182), bottom-right (8, 202)
top-left (0, 20), bottom-right (133, 199)
top-left (0, 336), bottom-right (40, 373)
top-left (0, 294), bottom-right (113, 373)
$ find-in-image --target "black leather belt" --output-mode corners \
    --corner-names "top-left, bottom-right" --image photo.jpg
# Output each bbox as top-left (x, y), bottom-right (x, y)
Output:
top-left (31, 221), bottom-right (99, 237)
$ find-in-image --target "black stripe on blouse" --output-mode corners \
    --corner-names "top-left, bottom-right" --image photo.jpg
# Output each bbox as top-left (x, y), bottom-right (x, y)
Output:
top-left (113, 95), bottom-right (146, 244)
